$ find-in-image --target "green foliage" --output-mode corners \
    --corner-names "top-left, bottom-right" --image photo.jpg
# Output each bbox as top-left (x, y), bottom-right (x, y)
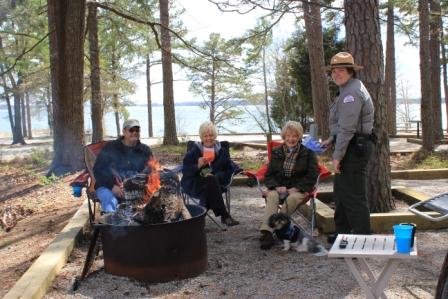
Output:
top-left (40, 173), bottom-right (60, 186)
top-left (184, 33), bottom-right (251, 129)
top-left (1, 0), bottom-right (51, 123)
top-left (29, 148), bottom-right (51, 167)
top-left (391, 0), bottom-right (419, 45)
top-left (270, 25), bottom-right (344, 129)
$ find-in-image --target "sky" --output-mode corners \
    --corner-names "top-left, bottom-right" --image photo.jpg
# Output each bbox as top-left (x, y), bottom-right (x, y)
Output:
top-left (130, 0), bottom-right (421, 105)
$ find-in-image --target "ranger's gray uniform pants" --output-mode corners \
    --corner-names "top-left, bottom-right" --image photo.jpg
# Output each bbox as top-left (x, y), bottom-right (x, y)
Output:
top-left (333, 138), bottom-right (374, 234)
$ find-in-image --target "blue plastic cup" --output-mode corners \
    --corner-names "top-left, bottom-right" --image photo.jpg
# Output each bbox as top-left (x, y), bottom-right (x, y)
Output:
top-left (72, 185), bottom-right (82, 197)
top-left (393, 224), bottom-right (414, 253)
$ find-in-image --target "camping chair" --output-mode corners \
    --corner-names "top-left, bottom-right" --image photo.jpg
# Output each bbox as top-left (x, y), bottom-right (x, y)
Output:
top-left (70, 141), bottom-right (109, 225)
top-left (69, 141), bottom-right (111, 285)
top-left (178, 140), bottom-right (241, 230)
top-left (408, 193), bottom-right (448, 298)
top-left (243, 140), bottom-right (331, 236)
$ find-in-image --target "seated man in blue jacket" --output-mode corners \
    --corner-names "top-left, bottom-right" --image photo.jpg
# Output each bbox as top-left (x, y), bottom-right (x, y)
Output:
top-left (93, 119), bottom-right (152, 213)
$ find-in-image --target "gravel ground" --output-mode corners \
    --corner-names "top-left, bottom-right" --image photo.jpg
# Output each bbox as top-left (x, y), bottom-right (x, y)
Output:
top-left (44, 182), bottom-right (448, 299)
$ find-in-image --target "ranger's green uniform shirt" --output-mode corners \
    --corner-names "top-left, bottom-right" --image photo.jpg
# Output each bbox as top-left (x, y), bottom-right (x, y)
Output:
top-left (329, 78), bottom-right (374, 161)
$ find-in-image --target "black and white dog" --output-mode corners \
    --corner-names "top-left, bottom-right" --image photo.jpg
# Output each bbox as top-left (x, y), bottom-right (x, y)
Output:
top-left (268, 213), bottom-right (327, 256)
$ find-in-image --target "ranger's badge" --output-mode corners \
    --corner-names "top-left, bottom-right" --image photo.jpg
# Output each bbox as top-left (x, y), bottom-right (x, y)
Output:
top-left (343, 95), bottom-right (355, 103)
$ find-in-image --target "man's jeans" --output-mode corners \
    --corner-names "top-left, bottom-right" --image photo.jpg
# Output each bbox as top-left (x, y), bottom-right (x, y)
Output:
top-left (96, 187), bottom-right (118, 213)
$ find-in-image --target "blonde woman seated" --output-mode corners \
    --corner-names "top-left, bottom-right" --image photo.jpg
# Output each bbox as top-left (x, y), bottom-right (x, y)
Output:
top-left (181, 121), bottom-right (239, 226)
top-left (259, 121), bottom-right (319, 249)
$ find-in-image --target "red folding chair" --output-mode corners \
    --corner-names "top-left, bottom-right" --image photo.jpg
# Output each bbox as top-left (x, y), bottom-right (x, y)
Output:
top-left (70, 141), bottom-right (109, 225)
top-left (243, 140), bottom-right (331, 235)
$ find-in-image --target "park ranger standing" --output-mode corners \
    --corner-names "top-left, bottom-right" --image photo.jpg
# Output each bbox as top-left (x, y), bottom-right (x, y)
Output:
top-left (321, 52), bottom-right (375, 241)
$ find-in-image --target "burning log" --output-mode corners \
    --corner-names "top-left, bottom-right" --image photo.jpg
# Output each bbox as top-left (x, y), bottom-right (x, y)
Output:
top-left (133, 168), bottom-right (192, 224)
top-left (106, 158), bottom-right (191, 226)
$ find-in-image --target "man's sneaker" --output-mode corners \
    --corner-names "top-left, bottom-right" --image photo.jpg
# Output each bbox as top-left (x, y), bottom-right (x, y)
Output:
top-left (221, 216), bottom-right (239, 226)
top-left (259, 230), bottom-right (275, 250)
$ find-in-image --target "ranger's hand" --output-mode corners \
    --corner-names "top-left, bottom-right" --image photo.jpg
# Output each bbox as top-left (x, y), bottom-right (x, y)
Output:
top-left (321, 137), bottom-right (333, 148)
top-left (332, 159), bottom-right (341, 174)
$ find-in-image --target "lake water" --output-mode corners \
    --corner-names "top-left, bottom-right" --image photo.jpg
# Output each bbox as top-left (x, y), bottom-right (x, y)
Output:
top-left (0, 103), bottom-right (446, 137)
top-left (0, 105), bottom-right (268, 137)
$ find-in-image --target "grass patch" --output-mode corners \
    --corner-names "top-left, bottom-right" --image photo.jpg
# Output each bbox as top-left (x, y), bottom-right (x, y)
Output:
top-left (402, 150), bottom-right (448, 169)
top-left (236, 159), bottom-right (263, 171)
top-left (151, 143), bottom-right (187, 155)
top-left (40, 173), bottom-right (60, 186)
top-left (29, 148), bottom-right (52, 167)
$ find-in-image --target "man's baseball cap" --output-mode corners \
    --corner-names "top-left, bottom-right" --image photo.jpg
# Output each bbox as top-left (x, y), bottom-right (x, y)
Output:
top-left (123, 119), bottom-right (140, 129)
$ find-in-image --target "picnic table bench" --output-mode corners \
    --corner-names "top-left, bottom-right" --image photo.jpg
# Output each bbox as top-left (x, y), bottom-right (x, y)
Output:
top-left (328, 234), bottom-right (418, 299)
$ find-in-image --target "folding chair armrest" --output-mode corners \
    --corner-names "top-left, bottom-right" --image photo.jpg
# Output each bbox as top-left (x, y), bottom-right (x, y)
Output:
top-left (242, 170), bottom-right (257, 179)
top-left (70, 171), bottom-right (90, 188)
top-left (300, 190), bottom-right (316, 205)
top-left (242, 170), bottom-right (266, 195)
top-left (408, 201), bottom-right (448, 222)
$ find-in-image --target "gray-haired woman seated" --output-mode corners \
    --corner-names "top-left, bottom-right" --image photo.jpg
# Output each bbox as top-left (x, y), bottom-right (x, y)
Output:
top-left (259, 121), bottom-right (319, 249)
top-left (181, 121), bottom-right (239, 226)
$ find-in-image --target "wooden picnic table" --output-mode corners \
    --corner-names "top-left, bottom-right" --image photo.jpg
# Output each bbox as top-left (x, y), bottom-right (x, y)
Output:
top-left (328, 234), bottom-right (418, 299)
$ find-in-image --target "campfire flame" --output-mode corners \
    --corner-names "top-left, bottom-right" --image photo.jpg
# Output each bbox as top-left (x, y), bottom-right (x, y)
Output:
top-left (143, 158), bottom-right (161, 204)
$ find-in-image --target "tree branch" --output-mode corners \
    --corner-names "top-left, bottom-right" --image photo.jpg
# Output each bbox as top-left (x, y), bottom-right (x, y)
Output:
top-left (89, 1), bottom-right (221, 61)
top-left (0, 31), bottom-right (50, 77)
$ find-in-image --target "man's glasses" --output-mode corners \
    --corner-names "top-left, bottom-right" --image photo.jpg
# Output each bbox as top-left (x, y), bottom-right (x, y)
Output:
top-left (128, 127), bottom-right (140, 133)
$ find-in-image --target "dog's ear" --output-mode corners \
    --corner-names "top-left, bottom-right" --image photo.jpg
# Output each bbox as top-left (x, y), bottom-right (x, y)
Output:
top-left (278, 213), bottom-right (291, 226)
top-left (268, 213), bottom-right (279, 228)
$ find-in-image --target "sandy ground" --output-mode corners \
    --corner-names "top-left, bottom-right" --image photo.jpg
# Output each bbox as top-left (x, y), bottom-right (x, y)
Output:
top-left (1, 133), bottom-right (447, 298)
top-left (43, 183), bottom-right (448, 299)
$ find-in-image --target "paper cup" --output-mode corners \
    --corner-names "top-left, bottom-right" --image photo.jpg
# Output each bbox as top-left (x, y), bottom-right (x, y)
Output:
top-left (393, 224), bottom-right (414, 253)
top-left (72, 185), bottom-right (82, 197)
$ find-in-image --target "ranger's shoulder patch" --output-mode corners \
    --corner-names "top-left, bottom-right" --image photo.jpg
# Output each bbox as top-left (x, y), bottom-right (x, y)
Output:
top-left (343, 95), bottom-right (355, 103)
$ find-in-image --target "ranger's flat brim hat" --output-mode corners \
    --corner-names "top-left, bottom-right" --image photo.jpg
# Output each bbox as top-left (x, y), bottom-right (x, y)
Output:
top-left (324, 52), bottom-right (364, 71)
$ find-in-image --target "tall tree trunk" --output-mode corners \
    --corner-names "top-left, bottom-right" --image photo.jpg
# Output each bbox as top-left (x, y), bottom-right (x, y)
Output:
top-left (0, 66), bottom-right (15, 135)
top-left (303, 0), bottom-right (330, 138)
top-left (26, 92), bottom-right (32, 139)
top-left (47, 0), bottom-right (86, 175)
top-left (12, 75), bottom-right (25, 145)
top-left (113, 94), bottom-right (120, 137)
top-left (0, 38), bottom-right (18, 140)
top-left (159, 0), bottom-right (178, 145)
top-left (429, 0), bottom-right (442, 140)
top-left (385, 0), bottom-right (397, 135)
top-left (87, 1), bottom-right (104, 143)
top-left (210, 60), bottom-right (216, 123)
top-left (45, 84), bottom-right (54, 136)
top-left (344, 0), bottom-right (393, 213)
top-left (146, 55), bottom-right (153, 138)
top-left (21, 91), bottom-right (27, 138)
top-left (262, 46), bottom-right (272, 142)
top-left (4, 91), bottom-right (14, 133)
top-left (419, 0), bottom-right (435, 151)
top-left (111, 50), bottom-right (120, 137)
top-left (441, 19), bottom-right (448, 133)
